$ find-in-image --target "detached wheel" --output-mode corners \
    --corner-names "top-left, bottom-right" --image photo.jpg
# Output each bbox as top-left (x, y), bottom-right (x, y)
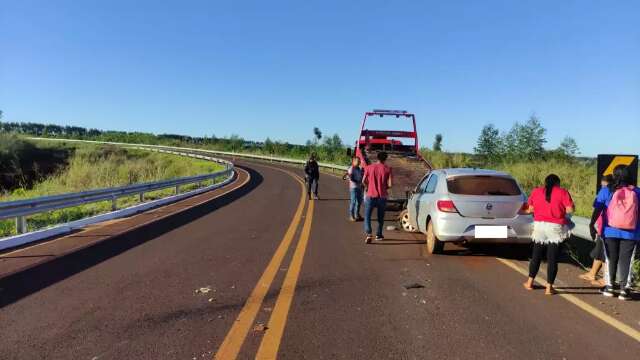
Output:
top-left (399, 209), bottom-right (417, 232)
top-left (425, 221), bottom-right (444, 254)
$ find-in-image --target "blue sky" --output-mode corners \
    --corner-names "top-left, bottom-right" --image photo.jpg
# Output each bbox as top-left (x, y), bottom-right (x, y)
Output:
top-left (1, 0), bottom-right (638, 156)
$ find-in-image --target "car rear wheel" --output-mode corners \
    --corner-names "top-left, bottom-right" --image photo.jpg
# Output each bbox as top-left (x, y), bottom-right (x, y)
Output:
top-left (425, 221), bottom-right (444, 254)
top-left (399, 210), bottom-right (417, 232)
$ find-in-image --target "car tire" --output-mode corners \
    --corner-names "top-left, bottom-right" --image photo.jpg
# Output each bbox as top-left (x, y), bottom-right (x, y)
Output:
top-left (425, 221), bottom-right (444, 254)
top-left (399, 209), bottom-right (417, 232)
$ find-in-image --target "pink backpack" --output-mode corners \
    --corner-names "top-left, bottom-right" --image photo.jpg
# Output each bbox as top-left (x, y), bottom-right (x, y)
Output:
top-left (607, 186), bottom-right (639, 230)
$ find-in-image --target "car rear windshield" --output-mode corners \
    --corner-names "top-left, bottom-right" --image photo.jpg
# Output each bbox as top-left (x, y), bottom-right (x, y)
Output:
top-left (447, 176), bottom-right (521, 196)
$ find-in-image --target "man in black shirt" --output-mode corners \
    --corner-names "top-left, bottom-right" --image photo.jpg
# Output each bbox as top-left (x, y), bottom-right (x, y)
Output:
top-left (304, 153), bottom-right (320, 200)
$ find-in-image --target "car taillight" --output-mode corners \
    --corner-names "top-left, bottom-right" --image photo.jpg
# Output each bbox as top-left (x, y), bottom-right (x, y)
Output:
top-left (518, 203), bottom-right (530, 215)
top-left (437, 200), bottom-right (458, 213)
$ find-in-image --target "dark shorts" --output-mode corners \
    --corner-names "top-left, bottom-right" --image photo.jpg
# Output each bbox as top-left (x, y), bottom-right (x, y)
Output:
top-left (590, 235), bottom-right (605, 261)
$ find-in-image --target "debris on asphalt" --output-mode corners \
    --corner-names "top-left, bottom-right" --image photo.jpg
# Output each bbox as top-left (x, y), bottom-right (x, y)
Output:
top-left (386, 225), bottom-right (397, 231)
top-left (195, 286), bottom-right (213, 295)
top-left (253, 323), bottom-right (268, 332)
top-left (403, 282), bottom-right (425, 290)
top-left (208, 298), bottom-right (215, 302)
top-left (420, 299), bottom-right (427, 304)
top-left (402, 292), bottom-right (408, 297)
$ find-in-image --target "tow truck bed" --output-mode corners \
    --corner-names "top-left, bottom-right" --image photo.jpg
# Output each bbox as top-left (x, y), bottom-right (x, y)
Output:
top-left (354, 110), bottom-right (432, 209)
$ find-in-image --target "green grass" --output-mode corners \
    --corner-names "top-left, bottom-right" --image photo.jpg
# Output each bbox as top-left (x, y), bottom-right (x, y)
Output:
top-left (0, 143), bottom-right (224, 237)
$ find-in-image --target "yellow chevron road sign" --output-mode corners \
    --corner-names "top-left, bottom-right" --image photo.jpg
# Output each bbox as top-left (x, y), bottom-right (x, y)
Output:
top-left (596, 154), bottom-right (638, 191)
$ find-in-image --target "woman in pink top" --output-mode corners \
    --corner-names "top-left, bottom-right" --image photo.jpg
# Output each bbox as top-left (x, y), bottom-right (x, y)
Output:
top-left (523, 174), bottom-right (574, 295)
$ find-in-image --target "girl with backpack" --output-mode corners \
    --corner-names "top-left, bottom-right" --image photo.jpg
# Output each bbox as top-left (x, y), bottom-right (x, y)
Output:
top-left (590, 165), bottom-right (640, 301)
top-left (524, 174), bottom-right (575, 295)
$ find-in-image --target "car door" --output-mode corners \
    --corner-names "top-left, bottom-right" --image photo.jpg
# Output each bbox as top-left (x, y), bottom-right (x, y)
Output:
top-left (415, 173), bottom-right (439, 232)
top-left (407, 174), bottom-right (432, 231)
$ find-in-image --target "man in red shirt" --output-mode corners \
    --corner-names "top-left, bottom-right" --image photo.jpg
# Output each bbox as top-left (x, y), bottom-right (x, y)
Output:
top-left (362, 152), bottom-right (393, 243)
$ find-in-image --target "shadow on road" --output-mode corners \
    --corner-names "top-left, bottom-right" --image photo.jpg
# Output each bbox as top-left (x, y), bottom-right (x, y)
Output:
top-left (372, 239), bottom-right (426, 245)
top-left (438, 243), bottom-right (586, 268)
top-left (438, 243), bottom-right (532, 260)
top-left (0, 165), bottom-right (263, 309)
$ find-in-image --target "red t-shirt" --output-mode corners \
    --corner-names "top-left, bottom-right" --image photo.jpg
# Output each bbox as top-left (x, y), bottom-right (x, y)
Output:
top-left (527, 186), bottom-right (574, 225)
top-left (364, 163), bottom-right (392, 198)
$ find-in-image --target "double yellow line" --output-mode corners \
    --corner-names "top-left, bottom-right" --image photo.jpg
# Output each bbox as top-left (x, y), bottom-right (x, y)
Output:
top-left (214, 169), bottom-right (314, 360)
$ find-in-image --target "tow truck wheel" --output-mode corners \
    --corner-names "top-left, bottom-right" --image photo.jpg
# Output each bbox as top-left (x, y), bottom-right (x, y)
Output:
top-left (425, 221), bottom-right (444, 255)
top-left (399, 210), bottom-right (417, 232)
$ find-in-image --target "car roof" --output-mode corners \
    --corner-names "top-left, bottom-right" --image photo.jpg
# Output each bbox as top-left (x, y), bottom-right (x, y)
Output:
top-left (434, 168), bottom-right (513, 177)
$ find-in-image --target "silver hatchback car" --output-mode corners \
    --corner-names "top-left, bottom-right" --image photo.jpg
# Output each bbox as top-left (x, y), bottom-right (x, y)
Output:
top-left (407, 168), bottom-right (533, 254)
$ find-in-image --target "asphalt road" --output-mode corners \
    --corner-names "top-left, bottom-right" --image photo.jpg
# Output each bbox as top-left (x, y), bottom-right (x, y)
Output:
top-left (1, 160), bottom-right (639, 359)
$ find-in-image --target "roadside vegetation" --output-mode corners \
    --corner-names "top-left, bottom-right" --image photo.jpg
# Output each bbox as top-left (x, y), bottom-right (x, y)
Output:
top-left (0, 137), bottom-right (223, 237)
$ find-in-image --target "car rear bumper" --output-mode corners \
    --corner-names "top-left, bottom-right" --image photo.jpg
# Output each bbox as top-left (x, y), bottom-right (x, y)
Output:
top-left (433, 213), bottom-right (533, 243)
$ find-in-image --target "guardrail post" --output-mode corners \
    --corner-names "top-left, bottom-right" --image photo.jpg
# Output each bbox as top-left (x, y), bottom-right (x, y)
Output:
top-left (175, 185), bottom-right (180, 194)
top-left (139, 192), bottom-right (144, 202)
top-left (111, 196), bottom-right (117, 211)
top-left (16, 216), bottom-right (27, 234)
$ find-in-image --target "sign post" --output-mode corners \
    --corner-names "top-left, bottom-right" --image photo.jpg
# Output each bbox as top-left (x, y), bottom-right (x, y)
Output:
top-left (596, 154), bottom-right (638, 192)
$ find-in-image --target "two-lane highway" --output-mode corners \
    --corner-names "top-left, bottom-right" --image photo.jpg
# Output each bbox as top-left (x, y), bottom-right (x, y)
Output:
top-left (1, 160), bottom-right (639, 359)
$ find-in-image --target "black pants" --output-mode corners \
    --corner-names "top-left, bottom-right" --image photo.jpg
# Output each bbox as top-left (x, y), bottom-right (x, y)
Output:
top-left (603, 237), bottom-right (638, 288)
top-left (589, 236), bottom-right (605, 261)
top-left (528, 242), bottom-right (561, 284)
top-left (306, 177), bottom-right (318, 198)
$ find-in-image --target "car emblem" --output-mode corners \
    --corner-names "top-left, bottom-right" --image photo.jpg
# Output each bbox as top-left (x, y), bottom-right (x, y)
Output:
top-left (485, 203), bottom-right (493, 211)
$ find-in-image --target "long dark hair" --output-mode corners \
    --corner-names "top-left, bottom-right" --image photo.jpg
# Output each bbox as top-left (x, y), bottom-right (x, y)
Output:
top-left (544, 174), bottom-right (561, 202)
top-left (608, 165), bottom-right (633, 193)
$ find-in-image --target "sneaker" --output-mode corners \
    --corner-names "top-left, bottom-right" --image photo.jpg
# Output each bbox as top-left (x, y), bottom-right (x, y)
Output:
top-left (601, 286), bottom-right (616, 297)
top-left (618, 288), bottom-right (632, 301)
top-left (365, 234), bottom-right (373, 244)
top-left (356, 216), bottom-right (364, 222)
top-left (349, 216), bottom-right (356, 222)
top-left (313, 195), bottom-right (319, 200)
top-left (375, 235), bottom-right (384, 241)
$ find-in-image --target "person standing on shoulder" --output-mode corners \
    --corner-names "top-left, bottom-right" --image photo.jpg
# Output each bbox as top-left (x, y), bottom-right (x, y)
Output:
top-left (523, 174), bottom-right (574, 295)
top-left (304, 153), bottom-right (320, 200)
top-left (579, 174), bottom-right (613, 285)
top-left (362, 152), bottom-right (392, 244)
top-left (590, 165), bottom-right (640, 301)
top-left (345, 157), bottom-right (364, 222)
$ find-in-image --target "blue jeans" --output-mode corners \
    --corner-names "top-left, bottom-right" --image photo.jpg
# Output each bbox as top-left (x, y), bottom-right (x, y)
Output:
top-left (364, 197), bottom-right (386, 237)
top-left (349, 187), bottom-right (363, 218)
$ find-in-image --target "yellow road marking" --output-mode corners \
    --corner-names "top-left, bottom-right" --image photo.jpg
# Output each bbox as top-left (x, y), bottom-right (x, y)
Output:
top-left (214, 170), bottom-right (306, 360)
top-left (496, 258), bottom-right (640, 343)
top-left (603, 156), bottom-right (636, 175)
top-left (255, 198), bottom-right (315, 359)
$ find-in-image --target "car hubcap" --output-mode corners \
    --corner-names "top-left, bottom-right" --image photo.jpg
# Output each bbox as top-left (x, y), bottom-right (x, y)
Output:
top-left (401, 212), bottom-right (416, 232)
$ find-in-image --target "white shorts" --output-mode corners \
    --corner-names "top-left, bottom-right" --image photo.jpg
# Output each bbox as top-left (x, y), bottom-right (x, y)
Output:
top-left (532, 221), bottom-right (570, 244)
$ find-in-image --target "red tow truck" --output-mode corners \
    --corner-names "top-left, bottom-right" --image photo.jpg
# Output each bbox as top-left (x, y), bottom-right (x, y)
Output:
top-left (352, 109), bottom-right (432, 230)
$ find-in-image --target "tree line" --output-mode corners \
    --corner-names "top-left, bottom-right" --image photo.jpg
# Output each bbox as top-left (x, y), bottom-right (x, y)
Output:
top-left (0, 120), bottom-right (350, 164)
top-left (1, 113), bottom-right (581, 167)
top-left (474, 114), bottom-right (581, 164)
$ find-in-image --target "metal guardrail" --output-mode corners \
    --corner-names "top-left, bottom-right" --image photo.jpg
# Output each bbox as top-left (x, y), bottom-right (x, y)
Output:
top-left (0, 147), bottom-right (233, 235)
